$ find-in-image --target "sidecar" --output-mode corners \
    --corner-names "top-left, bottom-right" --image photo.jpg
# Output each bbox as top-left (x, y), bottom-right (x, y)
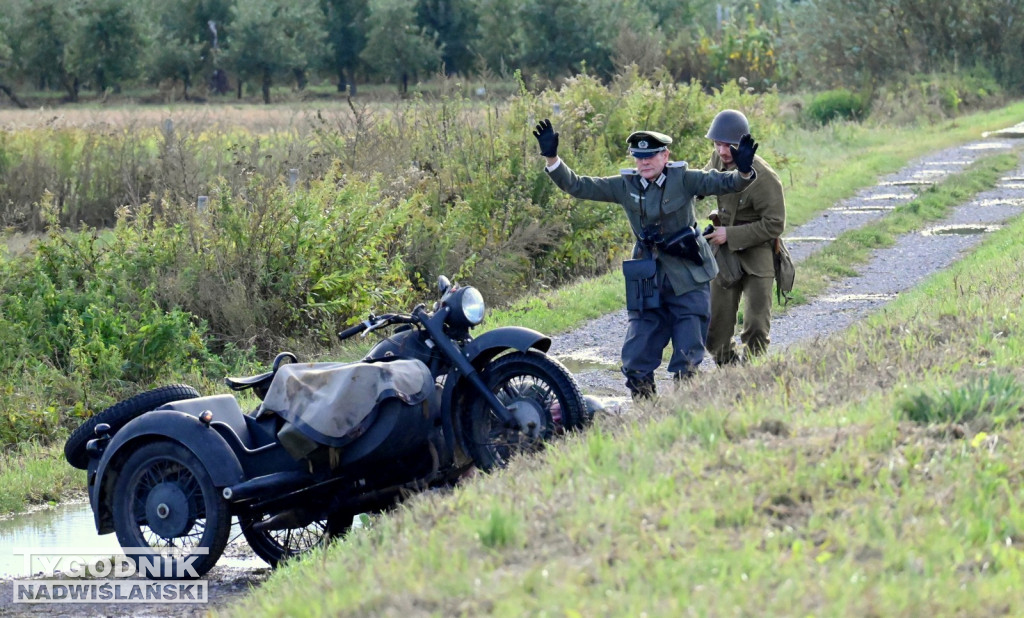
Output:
top-left (80, 358), bottom-right (452, 577)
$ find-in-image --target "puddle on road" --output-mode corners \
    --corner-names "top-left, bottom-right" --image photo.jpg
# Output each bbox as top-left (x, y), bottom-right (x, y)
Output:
top-left (859, 192), bottom-right (915, 201)
top-left (997, 182), bottom-right (1024, 190)
top-left (921, 224), bottom-right (1001, 236)
top-left (555, 353), bottom-right (619, 374)
top-left (819, 293), bottom-right (896, 303)
top-left (977, 198), bottom-right (1024, 207)
top-left (785, 236), bottom-right (835, 243)
top-left (830, 206), bottom-right (895, 214)
top-left (924, 160), bottom-right (971, 166)
top-left (0, 501), bottom-right (364, 577)
top-left (982, 129), bottom-right (1024, 139)
top-left (877, 180), bottom-right (933, 187)
top-left (964, 142), bottom-right (1014, 150)
top-left (0, 501), bottom-right (120, 578)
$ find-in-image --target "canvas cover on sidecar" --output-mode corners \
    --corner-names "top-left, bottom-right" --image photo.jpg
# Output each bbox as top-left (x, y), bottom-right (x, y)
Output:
top-left (258, 359), bottom-right (434, 457)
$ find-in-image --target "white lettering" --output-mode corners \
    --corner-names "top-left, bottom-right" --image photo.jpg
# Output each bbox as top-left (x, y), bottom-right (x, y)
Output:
top-left (36, 555), bottom-right (61, 575)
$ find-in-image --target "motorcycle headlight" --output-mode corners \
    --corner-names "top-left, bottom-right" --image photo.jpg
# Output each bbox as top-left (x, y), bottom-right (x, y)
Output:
top-left (445, 286), bottom-right (486, 327)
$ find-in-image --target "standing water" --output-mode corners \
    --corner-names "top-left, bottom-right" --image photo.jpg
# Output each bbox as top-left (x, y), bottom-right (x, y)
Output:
top-left (0, 501), bottom-right (120, 578)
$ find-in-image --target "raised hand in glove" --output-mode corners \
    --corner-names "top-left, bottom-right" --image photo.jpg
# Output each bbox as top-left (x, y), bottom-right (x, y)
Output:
top-left (533, 118), bottom-right (559, 158)
top-left (729, 133), bottom-right (758, 175)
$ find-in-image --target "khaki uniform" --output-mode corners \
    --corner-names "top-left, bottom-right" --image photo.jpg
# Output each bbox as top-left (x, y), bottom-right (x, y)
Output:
top-left (547, 158), bottom-right (753, 388)
top-left (703, 153), bottom-right (786, 364)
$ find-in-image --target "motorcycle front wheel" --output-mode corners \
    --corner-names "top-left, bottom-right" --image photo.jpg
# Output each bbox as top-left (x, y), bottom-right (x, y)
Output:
top-left (111, 441), bottom-right (230, 579)
top-left (461, 351), bottom-right (586, 472)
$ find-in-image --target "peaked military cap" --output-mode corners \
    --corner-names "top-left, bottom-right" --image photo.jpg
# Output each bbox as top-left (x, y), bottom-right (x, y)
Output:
top-left (626, 130), bottom-right (673, 158)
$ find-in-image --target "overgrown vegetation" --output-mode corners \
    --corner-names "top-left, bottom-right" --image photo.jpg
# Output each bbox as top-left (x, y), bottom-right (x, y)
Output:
top-left (220, 196), bottom-right (1024, 617)
top-left (2, 97), bottom-right (1022, 512)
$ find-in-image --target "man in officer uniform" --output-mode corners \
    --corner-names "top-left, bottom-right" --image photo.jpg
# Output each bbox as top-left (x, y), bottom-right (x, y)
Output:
top-left (532, 118), bottom-right (758, 400)
top-left (702, 109), bottom-right (786, 366)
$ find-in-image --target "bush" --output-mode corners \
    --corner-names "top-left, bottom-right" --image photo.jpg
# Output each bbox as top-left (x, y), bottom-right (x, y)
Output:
top-left (868, 71), bottom-right (1005, 125)
top-left (805, 89), bottom-right (869, 125)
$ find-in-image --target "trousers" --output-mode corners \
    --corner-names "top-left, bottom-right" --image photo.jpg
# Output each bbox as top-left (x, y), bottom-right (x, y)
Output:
top-left (621, 280), bottom-right (711, 383)
top-left (706, 273), bottom-right (773, 365)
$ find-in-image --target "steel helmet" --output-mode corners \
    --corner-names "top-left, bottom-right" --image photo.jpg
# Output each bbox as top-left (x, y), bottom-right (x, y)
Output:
top-left (705, 109), bottom-right (750, 145)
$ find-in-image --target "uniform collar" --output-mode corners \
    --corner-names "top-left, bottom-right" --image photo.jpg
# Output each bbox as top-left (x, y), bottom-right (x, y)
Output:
top-left (638, 172), bottom-right (667, 190)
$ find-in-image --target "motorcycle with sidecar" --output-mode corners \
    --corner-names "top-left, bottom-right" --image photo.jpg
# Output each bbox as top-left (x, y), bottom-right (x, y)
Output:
top-left (64, 276), bottom-right (589, 578)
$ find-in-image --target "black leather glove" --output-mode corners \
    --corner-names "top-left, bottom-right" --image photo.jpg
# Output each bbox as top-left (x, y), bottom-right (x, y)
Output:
top-left (533, 118), bottom-right (559, 158)
top-left (729, 133), bottom-right (758, 175)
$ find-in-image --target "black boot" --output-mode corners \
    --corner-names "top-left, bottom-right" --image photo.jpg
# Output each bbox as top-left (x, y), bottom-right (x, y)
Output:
top-left (673, 370), bottom-right (697, 383)
top-left (623, 369), bottom-right (656, 401)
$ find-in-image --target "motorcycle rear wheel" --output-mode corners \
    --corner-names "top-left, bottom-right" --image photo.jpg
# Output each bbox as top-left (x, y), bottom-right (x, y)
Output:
top-left (240, 513), bottom-right (340, 568)
top-left (462, 351), bottom-right (586, 471)
top-left (64, 384), bottom-right (201, 469)
top-left (111, 441), bottom-right (230, 579)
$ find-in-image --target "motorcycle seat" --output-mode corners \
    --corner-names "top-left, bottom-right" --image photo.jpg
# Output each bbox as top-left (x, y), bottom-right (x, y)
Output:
top-left (157, 394), bottom-right (254, 449)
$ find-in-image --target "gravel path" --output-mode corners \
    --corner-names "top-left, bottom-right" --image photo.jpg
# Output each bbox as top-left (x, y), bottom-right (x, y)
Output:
top-left (3, 127), bottom-right (1023, 618)
top-left (550, 133), bottom-right (1024, 406)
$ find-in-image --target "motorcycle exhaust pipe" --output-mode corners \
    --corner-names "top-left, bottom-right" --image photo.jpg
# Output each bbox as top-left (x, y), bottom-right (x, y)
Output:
top-left (253, 508), bottom-right (316, 532)
top-left (222, 471), bottom-right (312, 502)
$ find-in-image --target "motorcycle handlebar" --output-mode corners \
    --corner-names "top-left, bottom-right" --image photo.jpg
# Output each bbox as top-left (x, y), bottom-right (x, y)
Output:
top-left (337, 314), bottom-right (419, 342)
top-left (337, 322), bottom-right (369, 341)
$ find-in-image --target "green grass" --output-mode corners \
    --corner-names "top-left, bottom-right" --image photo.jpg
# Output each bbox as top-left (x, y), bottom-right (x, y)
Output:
top-left (3, 101), bottom-right (1022, 517)
top-left (222, 187), bottom-right (1024, 617)
top-left (0, 440), bottom-right (84, 513)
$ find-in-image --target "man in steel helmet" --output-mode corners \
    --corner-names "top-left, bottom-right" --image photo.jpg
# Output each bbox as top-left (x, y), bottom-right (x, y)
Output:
top-left (532, 118), bottom-right (758, 400)
top-left (702, 109), bottom-right (787, 366)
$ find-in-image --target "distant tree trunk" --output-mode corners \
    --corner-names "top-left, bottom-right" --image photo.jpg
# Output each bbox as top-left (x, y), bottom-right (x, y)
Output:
top-left (61, 75), bottom-right (80, 102)
top-left (237, 78), bottom-right (243, 99)
top-left (0, 83), bottom-right (28, 108)
top-left (261, 68), bottom-right (271, 104)
top-left (293, 68), bottom-right (307, 91)
top-left (337, 69), bottom-right (357, 95)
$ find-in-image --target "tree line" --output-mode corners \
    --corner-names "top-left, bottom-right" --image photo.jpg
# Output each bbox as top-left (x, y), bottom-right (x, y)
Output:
top-left (0, 0), bottom-right (1022, 106)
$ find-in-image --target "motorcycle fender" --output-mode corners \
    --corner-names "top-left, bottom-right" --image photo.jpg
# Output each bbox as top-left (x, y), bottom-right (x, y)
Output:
top-left (90, 410), bottom-right (245, 534)
top-left (442, 327), bottom-right (552, 461)
top-left (462, 326), bottom-right (551, 366)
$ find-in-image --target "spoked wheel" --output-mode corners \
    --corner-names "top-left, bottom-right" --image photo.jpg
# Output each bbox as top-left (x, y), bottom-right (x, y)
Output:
top-left (462, 351), bottom-right (587, 471)
top-left (240, 514), bottom-right (334, 568)
top-left (112, 441), bottom-right (230, 579)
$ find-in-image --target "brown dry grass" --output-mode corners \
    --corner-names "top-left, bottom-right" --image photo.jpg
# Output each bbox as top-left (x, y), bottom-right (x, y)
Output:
top-left (0, 103), bottom-right (350, 133)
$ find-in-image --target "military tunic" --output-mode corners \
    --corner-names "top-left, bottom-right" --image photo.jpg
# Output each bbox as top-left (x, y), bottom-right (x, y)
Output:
top-left (703, 153), bottom-right (786, 364)
top-left (546, 158), bottom-right (754, 384)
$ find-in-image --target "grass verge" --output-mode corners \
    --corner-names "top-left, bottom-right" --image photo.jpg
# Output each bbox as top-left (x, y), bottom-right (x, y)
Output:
top-left (221, 189), bottom-right (1024, 617)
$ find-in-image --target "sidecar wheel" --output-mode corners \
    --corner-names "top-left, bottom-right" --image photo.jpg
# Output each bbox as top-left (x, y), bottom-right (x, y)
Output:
top-left (240, 515), bottom-right (335, 568)
top-left (462, 351), bottom-right (587, 472)
top-left (112, 441), bottom-right (229, 579)
top-left (64, 384), bottom-right (201, 469)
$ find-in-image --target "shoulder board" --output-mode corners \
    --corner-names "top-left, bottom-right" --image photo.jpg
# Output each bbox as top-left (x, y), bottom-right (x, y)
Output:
top-left (666, 160), bottom-right (688, 168)
top-left (620, 168), bottom-right (638, 175)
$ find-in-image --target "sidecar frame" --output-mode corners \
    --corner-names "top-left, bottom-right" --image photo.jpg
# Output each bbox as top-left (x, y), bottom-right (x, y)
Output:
top-left (88, 407), bottom-right (248, 535)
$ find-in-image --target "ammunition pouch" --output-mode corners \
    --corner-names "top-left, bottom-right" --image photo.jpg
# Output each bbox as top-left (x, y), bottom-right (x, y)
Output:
top-left (622, 258), bottom-right (660, 311)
